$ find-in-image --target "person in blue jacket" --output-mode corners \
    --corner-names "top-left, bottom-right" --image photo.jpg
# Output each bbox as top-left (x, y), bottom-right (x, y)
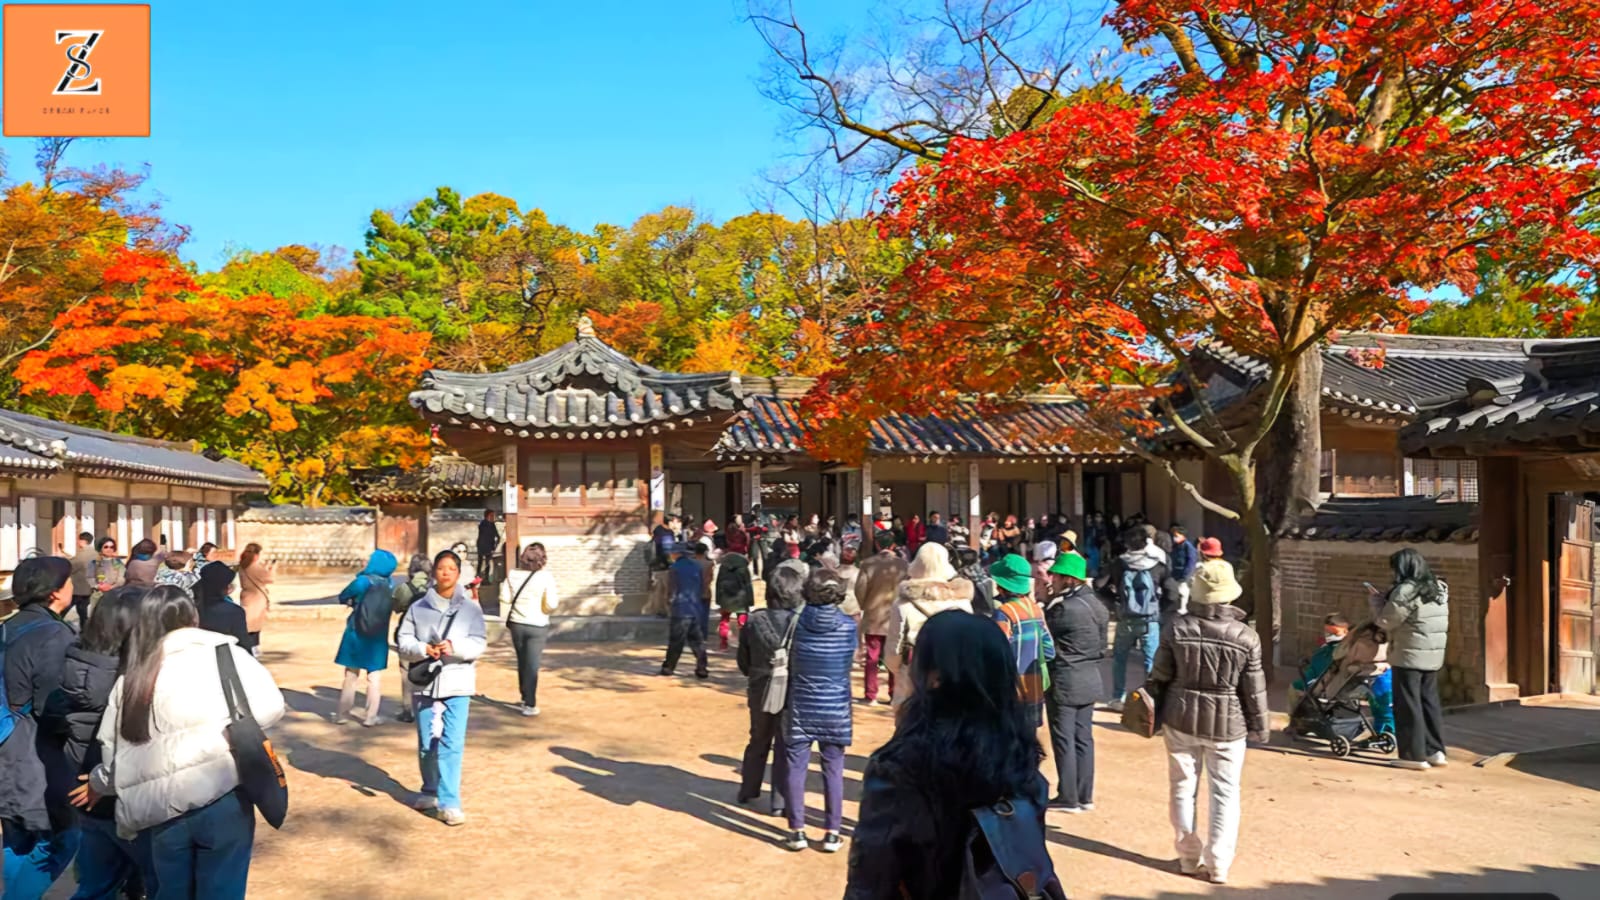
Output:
top-left (780, 567), bottom-right (857, 855)
top-left (334, 550), bottom-right (397, 726)
top-left (658, 545), bottom-right (708, 679)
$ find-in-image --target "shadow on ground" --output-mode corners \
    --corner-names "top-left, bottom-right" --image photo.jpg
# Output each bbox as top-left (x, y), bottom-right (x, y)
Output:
top-left (1102, 862), bottom-right (1600, 900)
top-left (1506, 742), bottom-right (1600, 791)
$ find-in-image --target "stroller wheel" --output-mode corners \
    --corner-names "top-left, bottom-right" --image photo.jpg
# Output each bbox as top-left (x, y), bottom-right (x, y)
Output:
top-left (1372, 732), bottom-right (1397, 755)
top-left (1329, 734), bottom-right (1352, 758)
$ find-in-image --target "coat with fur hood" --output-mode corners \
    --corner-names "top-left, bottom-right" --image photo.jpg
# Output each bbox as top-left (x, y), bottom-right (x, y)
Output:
top-left (91, 627), bottom-right (285, 838)
top-left (890, 576), bottom-right (976, 660)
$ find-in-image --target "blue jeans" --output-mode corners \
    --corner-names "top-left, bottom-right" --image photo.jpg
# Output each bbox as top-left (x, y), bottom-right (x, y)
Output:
top-left (146, 789), bottom-right (254, 900)
top-left (2, 820), bottom-right (80, 900)
top-left (1113, 616), bottom-right (1159, 700)
top-left (415, 695), bottom-right (472, 813)
top-left (71, 814), bottom-right (150, 900)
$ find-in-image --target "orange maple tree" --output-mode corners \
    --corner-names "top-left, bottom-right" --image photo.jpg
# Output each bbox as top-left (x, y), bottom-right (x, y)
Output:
top-left (15, 249), bottom-right (433, 503)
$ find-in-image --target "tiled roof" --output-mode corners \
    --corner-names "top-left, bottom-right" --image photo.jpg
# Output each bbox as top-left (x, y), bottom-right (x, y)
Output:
top-left (1400, 339), bottom-right (1600, 456)
top-left (354, 454), bottom-right (503, 504)
top-left (1281, 496), bottom-right (1479, 543)
top-left (0, 408), bottom-right (267, 490)
top-left (410, 336), bottom-right (742, 433)
top-left (718, 378), bottom-right (1128, 461)
top-left (239, 505), bottom-right (375, 525)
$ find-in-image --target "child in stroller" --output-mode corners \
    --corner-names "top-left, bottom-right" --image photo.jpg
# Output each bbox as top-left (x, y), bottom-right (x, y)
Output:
top-left (1289, 614), bottom-right (1397, 757)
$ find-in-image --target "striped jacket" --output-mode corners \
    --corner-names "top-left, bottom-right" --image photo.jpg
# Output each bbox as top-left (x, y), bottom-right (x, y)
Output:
top-left (993, 595), bottom-right (1056, 728)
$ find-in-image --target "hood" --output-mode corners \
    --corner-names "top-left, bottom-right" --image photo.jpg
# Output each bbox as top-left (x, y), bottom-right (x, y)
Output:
top-left (197, 561), bottom-right (236, 603)
top-left (1046, 582), bottom-right (1099, 608)
top-left (748, 607), bottom-right (795, 645)
top-left (363, 549), bottom-right (398, 579)
top-left (899, 577), bottom-right (975, 606)
top-left (799, 601), bottom-right (846, 633)
top-left (1120, 546), bottom-right (1164, 572)
top-left (64, 644), bottom-right (119, 673)
top-left (161, 625), bottom-right (237, 653)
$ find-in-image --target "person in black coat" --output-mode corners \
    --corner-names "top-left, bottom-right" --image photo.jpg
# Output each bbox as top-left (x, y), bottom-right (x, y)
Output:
top-left (1041, 553), bottom-right (1110, 811)
top-left (846, 610), bottom-right (1056, 899)
top-left (194, 562), bottom-right (251, 652)
top-left (735, 562), bottom-right (805, 816)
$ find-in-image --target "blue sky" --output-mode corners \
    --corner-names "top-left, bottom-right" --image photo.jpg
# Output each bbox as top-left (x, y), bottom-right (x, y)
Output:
top-left (0, 0), bottom-right (872, 266)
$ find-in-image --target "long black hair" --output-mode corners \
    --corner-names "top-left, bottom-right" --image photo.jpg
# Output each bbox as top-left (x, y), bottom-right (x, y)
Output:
top-left (1390, 548), bottom-right (1443, 604)
top-left (120, 585), bottom-right (199, 743)
top-left (80, 585), bottom-right (146, 658)
top-left (886, 610), bottom-right (1042, 803)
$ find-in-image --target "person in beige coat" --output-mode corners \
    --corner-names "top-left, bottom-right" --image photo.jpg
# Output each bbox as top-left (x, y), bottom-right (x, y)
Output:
top-left (853, 530), bottom-right (908, 703)
top-left (887, 542), bottom-right (975, 708)
top-left (237, 543), bottom-right (274, 651)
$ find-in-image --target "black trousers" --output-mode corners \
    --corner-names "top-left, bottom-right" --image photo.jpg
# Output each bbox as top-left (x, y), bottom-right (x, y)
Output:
top-left (738, 707), bottom-right (787, 810)
top-left (1392, 666), bottom-right (1446, 762)
top-left (662, 616), bottom-right (708, 676)
top-left (508, 622), bottom-right (550, 708)
top-left (71, 594), bottom-right (91, 628)
top-left (1045, 695), bottom-right (1096, 806)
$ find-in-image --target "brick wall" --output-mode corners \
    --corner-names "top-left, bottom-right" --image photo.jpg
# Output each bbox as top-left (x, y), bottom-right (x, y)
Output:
top-left (1279, 539), bottom-right (1485, 706)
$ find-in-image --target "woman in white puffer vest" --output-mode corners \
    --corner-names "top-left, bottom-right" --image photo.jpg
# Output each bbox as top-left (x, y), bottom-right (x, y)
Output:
top-left (86, 585), bottom-right (285, 900)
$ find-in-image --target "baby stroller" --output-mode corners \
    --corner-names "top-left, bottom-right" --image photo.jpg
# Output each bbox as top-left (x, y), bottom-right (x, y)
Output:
top-left (1289, 623), bottom-right (1398, 758)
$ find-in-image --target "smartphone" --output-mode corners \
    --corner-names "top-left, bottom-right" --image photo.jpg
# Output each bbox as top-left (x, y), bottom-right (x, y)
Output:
top-left (1362, 581), bottom-right (1378, 593)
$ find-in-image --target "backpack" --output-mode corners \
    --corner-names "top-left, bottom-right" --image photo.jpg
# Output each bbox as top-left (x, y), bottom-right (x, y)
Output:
top-left (1120, 567), bottom-right (1160, 619)
top-left (959, 797), bottom-right (1070, 899)
top-left (353, 578), bottom-right (394, 639)
top-left (390, 574), bottom-right (427, 616)
top-left (0, 618), bottom-right (55, 747)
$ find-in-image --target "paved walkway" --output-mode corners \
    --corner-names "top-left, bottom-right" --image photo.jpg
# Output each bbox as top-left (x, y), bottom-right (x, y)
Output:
top-left (33, 618), bottom-right (1594, 900)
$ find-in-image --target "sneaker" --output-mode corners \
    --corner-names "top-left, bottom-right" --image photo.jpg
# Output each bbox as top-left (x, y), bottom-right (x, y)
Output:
top-left (1427, 751), bottom-right (1449, 767)
top-left (520, 705), bottom-right (540, 717)
top-left (1207, 870), bottom-right (1228, 885)
top-left (694, 671), bottom-right (709, 680)
top-left (783, 830), bottom-right (808, 852)
top-left (1106, 698), bottom-right (1125, 713)
top-left (411, 793), bottom-right (438, 812)
top-left (330, 714), bottom-right (349, 725)
top-left (821, 832), bottom-right (843, 853)
top-left (438, 808), bottom-right (466, 827)
top-left (658, 668), bottom-right (674, 677)
top-left (396, 711), bottom-right (415, 724)
top-left (1080, 802), bottom-right (1095, 811)
top-left (1047, 796), bottom-right (1080, 811)
top-left (361, 716), bottom-right (385, 728)
top-left (1391, 759), bottom-right (1431, 770)
top-left (770, 805), bottom-right (786, 819)
top-left (1179, 861), bottom-right (1202, 877)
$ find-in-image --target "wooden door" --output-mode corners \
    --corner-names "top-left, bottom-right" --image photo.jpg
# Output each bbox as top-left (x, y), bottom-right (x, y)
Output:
top-left (1551, 494), bottom-right (1598, 694)
top-left (378, 505), bottom-right (423, 562)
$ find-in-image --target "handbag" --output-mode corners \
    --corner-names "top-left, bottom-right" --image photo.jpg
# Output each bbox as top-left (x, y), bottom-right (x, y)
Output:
top-left (215, 645), bottom-right (289, 829)
top-left (408, 606), bottom-right (460, 688)
top-left (759, 610), bottom-right (802, 714)
top-left (961, 797), bottom-right (1070, 899)
top-left (1121, 684), bottom-right (1161, 739)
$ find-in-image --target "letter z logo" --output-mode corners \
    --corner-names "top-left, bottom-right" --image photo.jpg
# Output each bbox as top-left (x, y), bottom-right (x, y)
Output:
top-left (53, 29), bottom-right (104, 95)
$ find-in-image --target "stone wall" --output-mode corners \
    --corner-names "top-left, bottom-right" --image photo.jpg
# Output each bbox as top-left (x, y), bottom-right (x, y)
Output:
top-left (236, 507), bottom-right (375, 572)
top-left (427, 508), bottom-right (484, 560)
top-left (1279, 538), bottom-right (1485, 706)
top-left (500, 533), bottom-right (651, 615)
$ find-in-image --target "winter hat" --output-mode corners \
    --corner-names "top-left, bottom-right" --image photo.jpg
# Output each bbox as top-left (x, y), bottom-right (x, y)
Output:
top-left (1047, 552), bottom-right (1087, 580)
top-left (1033, 541), bottom-right (1058, 563)
top-left (1199, 537), bottom-right (1225, 558)
top-left (701, 519), bottom-right (718, 534)
top-left (1190, 558), bottom-right (1243, 605)
top-left (988, 553), bottom-right (1034, 595)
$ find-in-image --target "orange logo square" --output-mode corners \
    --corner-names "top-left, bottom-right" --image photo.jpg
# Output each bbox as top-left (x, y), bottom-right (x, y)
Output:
top-left (3, 4), bottom-right (150, 137)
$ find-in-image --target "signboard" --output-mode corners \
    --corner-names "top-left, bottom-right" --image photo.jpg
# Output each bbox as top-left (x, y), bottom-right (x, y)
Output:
top-left (649, 444), bottom-right (665, 511)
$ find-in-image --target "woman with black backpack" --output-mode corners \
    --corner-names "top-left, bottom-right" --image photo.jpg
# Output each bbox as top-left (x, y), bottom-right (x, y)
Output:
top-left (846, 610), bottom-right (1066, 899)
top-left (333, 550), bottom-right (398, 727)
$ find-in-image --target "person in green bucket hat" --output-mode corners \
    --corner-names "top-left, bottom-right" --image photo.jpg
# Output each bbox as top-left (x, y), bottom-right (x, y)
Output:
top-left (988, 553), bottom-right (1055, 730)
top-left (1041, 551), bottom-right (1109, 811)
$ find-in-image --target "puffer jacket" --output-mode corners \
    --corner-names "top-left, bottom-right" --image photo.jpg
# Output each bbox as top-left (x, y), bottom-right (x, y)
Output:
top-left (736, 607), bottom-right (798, 710)
top-left (715, 553), bottom-right (754, 613)
top-left (855, 552), bottom-right (908, 635)
top-left (1044, 583), bottom-right (1110, 708)
top-left (783, 603), bottom-right (857, 746)
top-left (1146, 603), bottom-right (1268, 743)
top-left (58, 644), bottom-right (121, 819)
top-left (0, 604), bottom-right (75, 832)
top-left (890, 577), bottom-right (975, 659)
top-left (91, 627), bottom-right (285, 839)
top-left (396, 588), bottom-right (488, 699)
top-left (1377, 579), bottom-right (1450, 672)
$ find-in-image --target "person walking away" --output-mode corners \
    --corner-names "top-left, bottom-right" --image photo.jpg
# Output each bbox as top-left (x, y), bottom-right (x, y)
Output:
top-left (505, 543), bottom-right (557, 718)
top-left (475, 510), bottom-right (501, 587)
top-left (714, 545), bottom-right (754, 652)
top-left (69, 533), bottom-right (97, 628)
top-left (780, 569), bottom-right (857, 853)
top-left (658, 545), bottom-right (708, 679)
top-left (83, 585), bottom-right (285, 900)
top-left (953, 545), bottom-right (994, 616)
top-left (195, 561), bottom-right (252, 654)
top-left (389, 554), bottom-right (431, 724)
top-left (922, 511), bottom-right (948, 548)
top-left (735, 563), bottom-right (805, 816)
top-left (236, 544), bottom-right (274, 655)
top-left (1108, 527), bottom-right (1168, 712)
top-left (0, 557), bottom-right (79, 900)
top-left (1041, 553), bottom-right (1108, 812)
top-left (846, 611), bottom-right (1064, 899)
top-left (854, 531), bottom-right (908, 705)
top-left (988, 554), bottom-right (1056, 730)
top-left (1145, 553), bottom-right (1268, 886)
top-left (834, 545), bottom-right (862, 622)
top-left (397, 551), bottom-right (487, 826)
top-left (60, 587), bottom-right (151, 900)
top-left (1168, 525), bottom-right (1199, 616)
top-left (1374, 548), bottom-right (1450, 770)
top-left (887, 543), bottom-right (974, 711)
top-left (87, 539), bottom-right (125, 613)
top-left (333, 550), bottom-right (397, 726)
top-left (122, 541), bottom-right (163, 589)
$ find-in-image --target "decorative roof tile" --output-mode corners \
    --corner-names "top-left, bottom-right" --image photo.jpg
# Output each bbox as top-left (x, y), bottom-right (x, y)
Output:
top-left (239, 505), bottom-right (376, 525)
top-left (354, 454), bottom-right (504, 504)
top-left (0, 408), bottom-right (266, 490)
top-left (1281, 496), bottom-right (1479, 543)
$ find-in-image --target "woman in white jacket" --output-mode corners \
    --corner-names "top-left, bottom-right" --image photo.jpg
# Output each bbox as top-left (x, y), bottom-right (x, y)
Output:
top-left (886, 543), bottom-right (975, 709)
top-left (506, 543), bottom-right (558, 718)
top-left (397, 550), bottom-right (487, 827)
top-left (82, 585), bottom-right (284, 900)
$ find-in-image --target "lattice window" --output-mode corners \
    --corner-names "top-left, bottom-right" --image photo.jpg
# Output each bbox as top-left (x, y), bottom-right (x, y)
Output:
top-left (1407, 458), bottom-right (1479, 503)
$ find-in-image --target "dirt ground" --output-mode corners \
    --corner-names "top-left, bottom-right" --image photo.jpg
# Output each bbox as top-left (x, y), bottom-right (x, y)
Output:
top-left (42, 618), bottom-right (1600, 899)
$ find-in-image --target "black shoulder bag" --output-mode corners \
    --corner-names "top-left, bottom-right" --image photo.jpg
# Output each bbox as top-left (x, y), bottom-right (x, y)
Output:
top-left (408, 606), bottom-right (461, 688)
top-left (216, 644), bottom-right (289, 829)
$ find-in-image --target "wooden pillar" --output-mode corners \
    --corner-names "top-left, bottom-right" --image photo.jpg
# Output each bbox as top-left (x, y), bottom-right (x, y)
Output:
top-left (968, 462), bottom-right (982, 547)
top-left (748, 460), bottom-right (763, 511)
top-left (1478, 456), bottom-right (1517, 699)
top-left (502, 443), bottom-right (521, 558)
top-left (861, 460), bottom-right (874, 522)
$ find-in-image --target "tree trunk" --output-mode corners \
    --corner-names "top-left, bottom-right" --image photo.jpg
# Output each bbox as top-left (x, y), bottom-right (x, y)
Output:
top-left (1252, 349), bottom-right (1323, 681)
top-left (1229, 456), bottom-right (1278, 687)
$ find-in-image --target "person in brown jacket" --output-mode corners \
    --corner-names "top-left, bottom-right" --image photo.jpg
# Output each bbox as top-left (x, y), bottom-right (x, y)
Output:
top-left (853, 530), bottom-right (908, 703)
top-left (237, 542), bottom-right (275, 652)
top-left (1144, 554), bottom-right (1268, 887)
